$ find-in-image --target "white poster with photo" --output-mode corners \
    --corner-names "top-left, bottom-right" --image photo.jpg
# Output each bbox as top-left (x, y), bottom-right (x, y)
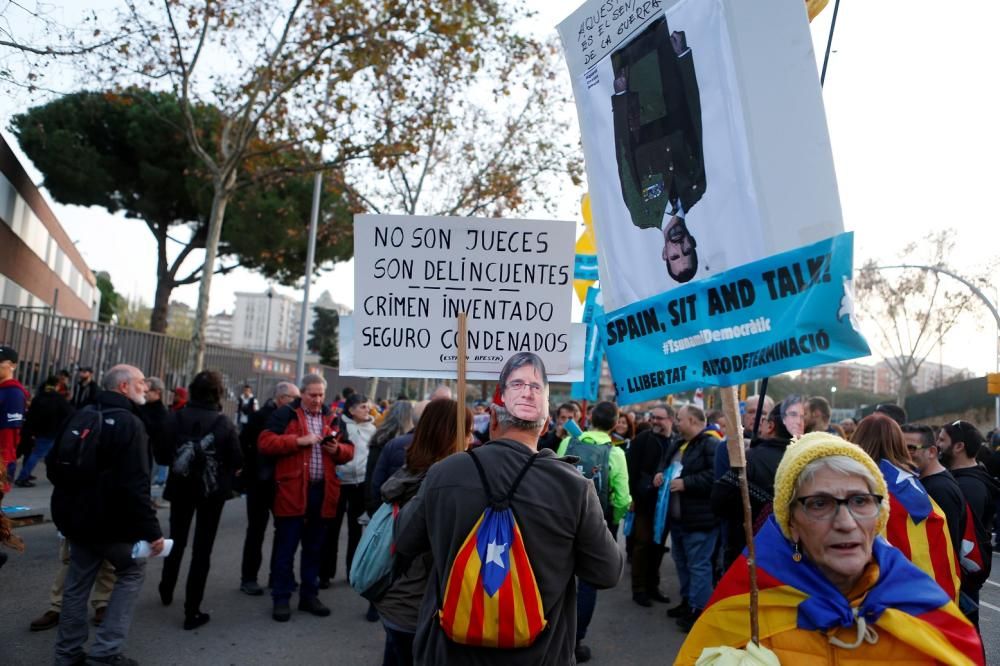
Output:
top-left (351, 214), bottom-right (576, 376)
top-left (558, 0), bottom-right (843, 312)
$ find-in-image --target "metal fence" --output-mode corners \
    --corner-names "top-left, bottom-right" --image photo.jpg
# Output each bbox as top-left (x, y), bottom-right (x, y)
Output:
top-left (0, 305), bottom-right (319, 415)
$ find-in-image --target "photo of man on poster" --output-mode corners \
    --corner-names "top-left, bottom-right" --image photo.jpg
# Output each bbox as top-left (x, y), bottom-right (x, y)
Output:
top-left (611, 17), bottom-right (706, 283)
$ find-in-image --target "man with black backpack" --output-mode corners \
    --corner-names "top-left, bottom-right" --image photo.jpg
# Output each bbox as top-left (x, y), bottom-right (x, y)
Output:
top-left (555, 400), bottom-right (631, 662)
top-left (395, 352), bottom-right (623, 665)
top-left (48, 364), bottom-right (163, 666)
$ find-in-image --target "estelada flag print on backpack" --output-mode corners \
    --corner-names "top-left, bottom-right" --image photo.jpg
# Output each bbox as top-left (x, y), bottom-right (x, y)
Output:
top-left (438, 449), bottom-right (547, 648)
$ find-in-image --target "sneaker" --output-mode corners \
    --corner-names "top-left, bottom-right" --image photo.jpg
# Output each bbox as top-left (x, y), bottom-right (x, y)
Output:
top-left (240, 581), bottom-right (264, 596)
top-left (297, 596), bottom-right (331, 617)
top-left (272, 602), bottom-right (291, 622)
top-left (92, 606), bottom-right (107, 627)
top-left (676, 608), bottom-right (702, 633)
top-left (85, 655), bottom-right (139, 665)
top-left (183, 612), bottom-right (210, 630)
top-left (666, 600), bottom-right (690, 618)
top-left (632, 592), bottom-right (653, 607)
top-left (29, 610), bottom-right (60, 631)
top-left (648, 589), bottom-right (671, 604)
top-left (574, 642), bottom-right (592, 663)
top-left (13, 478), bottom-right (34, 488)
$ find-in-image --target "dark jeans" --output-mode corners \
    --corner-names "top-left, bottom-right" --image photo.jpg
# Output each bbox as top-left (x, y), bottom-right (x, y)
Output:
top-left (576, 521), bottom-right (618, 642)
top-left (630, 510), bottom-right (665, 594)
top-left (272, 481), bottom-right (329, 603)
top-left (382, 625), bottom-right (415, 666)
top-left (321, 481), bottom-right (365, 582)
top-left (160, 494), bottom-right (226, 616)
top-left (241, 479), bottom-right (276, 584)
top-left (17, 436), bottom-right (54, 482)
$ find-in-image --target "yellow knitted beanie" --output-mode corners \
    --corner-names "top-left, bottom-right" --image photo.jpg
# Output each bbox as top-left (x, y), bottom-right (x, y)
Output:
top-left (772, 431), bottom-right (889, 541)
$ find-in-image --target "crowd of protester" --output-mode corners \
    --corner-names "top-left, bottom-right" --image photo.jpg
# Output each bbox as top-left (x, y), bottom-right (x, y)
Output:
top-left (1, 342), bottom-right (998, 664)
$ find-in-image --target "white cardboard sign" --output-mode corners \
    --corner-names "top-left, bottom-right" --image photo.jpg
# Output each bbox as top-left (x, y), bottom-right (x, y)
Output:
top-left (352, 214), bottom-right (576, 375)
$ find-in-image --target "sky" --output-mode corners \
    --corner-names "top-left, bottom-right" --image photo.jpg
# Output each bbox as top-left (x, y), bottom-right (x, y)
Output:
top-left (1, 0), bottom-right (998, 375)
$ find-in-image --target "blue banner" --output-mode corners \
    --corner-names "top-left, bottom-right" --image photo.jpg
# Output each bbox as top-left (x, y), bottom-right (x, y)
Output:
top-left (571, 286), bottom-right (605, 402)
top-left (574, 253), bottom-right (599, 281)
top-left (598, 233), bottom-right (870, 404)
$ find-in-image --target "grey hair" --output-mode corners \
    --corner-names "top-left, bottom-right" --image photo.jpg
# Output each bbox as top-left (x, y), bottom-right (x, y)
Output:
top-left (145, 376), bottom-right (165, 392)
top-left (372, 401), bottom-right (414, 447)
top-left (498, 352), bottom-right (549, 390)
top-left (102, 364), bottom-right (136, 391)
top-left (677, 403), bottom-right (705, 423)
top-left (793, 455), bottom-right (880, 499)
top-left (428, 384), bottom-right (453, 400)
top-left (492, 403), bottom-right (548, 432)
top-left (747, 394), bottom-right (775, 413)
top-left (300, 373), bottom-right (327, 392)
top-left (274, 381), bottom-right (298, 399)
top-left (651, 402), bottom-right (674, 418)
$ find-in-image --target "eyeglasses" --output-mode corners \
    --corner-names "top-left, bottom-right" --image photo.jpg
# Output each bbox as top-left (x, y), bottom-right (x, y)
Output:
top-left (505, 380), bottom-right (544, 395)
top-left (794, 493), bottom-right (883, 521)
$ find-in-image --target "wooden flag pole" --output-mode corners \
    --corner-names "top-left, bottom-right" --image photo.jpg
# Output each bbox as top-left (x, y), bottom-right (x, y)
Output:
top-left (721, 385), bottom-right (759, 646)
top-left (456, 313), bottom-right (468, 451)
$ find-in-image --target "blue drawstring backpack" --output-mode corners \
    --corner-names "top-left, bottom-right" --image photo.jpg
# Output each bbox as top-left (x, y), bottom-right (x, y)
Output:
top-left (349, 501), bottom-right (399, 601)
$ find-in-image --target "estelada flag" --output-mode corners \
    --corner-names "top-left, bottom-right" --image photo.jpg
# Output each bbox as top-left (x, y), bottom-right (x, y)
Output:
top-left (676, 516), bottom-right (983, 665)
top-left (959, 503), bottom-right (988, 585)
top-left (880, 459), bottom-right (961, 602)
top-left (438, 451), bottom-right (547, 648)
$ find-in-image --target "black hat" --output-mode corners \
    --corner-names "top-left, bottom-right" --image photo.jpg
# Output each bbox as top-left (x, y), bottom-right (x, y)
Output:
top-left (874, 403), bottom-right (907, 426)
top-left (0, 346), bottom-right (18, 363)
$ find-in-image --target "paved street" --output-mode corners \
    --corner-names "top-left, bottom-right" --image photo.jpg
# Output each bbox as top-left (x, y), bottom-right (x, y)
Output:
top-left (3, 473), bottom-right (998, 664)
top-left (0, 472), bottom-right (686, 665)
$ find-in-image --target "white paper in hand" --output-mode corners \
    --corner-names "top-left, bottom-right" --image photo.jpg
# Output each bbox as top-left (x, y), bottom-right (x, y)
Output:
top-left (132, 539), bottom-right (174, 559)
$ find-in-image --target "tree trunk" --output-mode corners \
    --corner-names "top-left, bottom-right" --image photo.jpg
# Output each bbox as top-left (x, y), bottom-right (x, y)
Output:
top-left (186, 170), bottom-right (236, 375)
top-left (150, 223), bottom-right (172, 333)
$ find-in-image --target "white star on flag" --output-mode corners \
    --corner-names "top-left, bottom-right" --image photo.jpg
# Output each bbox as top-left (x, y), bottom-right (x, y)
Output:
top-left (893, 464), bottom-right (924, 494)
top-left (486, 540), bottom-right (507, 568)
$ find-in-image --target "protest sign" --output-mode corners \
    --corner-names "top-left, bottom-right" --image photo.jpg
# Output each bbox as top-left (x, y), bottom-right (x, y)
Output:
top-left (558, 0), bottom-right (842, 312)
top-left (571, 286), bottom-right (605, 401)
top-left (599, 232), bottom-right (870, 405)
top-left (352, 214), bottom-right (576, 376)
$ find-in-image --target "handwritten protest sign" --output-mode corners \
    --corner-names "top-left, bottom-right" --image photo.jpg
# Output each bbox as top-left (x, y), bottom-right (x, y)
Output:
top-left (599, 232), bottom-right (870, 404)
top-left (352, 214), bottom-right (576, 375)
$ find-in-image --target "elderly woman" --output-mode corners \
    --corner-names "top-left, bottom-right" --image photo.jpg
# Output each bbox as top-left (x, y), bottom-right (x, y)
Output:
top-left (678, 432), bottom-right (982, 665)
top-left (852, 413), bottom-right (961, 602)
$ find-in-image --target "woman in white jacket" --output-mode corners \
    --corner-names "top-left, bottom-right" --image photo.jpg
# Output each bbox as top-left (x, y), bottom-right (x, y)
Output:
top-left (320, 393), bottom-right (376, 590)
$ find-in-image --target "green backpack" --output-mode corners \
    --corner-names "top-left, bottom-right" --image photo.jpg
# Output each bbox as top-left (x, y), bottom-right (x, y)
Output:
top-left (564, 436), bottom-right (612, 521)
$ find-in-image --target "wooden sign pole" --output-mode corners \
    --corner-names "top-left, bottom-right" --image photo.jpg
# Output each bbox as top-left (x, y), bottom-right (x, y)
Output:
top-left (721, 385), bottom-right (759, 646)
top-left (456, 313), bottom-right (468, 451)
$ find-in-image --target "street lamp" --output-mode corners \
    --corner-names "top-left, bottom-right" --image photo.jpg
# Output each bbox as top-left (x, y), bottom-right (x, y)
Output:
top-left (263, 286), bottom-right (275, 353)
top-left (830, 385), bottom-right (837, 409)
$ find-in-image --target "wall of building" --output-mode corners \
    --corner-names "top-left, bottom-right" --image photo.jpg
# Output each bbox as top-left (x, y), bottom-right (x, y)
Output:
top-left (0, 136), bottom-right (97, 319)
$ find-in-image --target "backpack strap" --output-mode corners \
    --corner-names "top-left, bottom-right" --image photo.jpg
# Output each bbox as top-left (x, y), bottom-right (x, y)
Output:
top-left (467, 448), bottom-right (540, 510)
top-left (467, 449), bottom-right (495, 503)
